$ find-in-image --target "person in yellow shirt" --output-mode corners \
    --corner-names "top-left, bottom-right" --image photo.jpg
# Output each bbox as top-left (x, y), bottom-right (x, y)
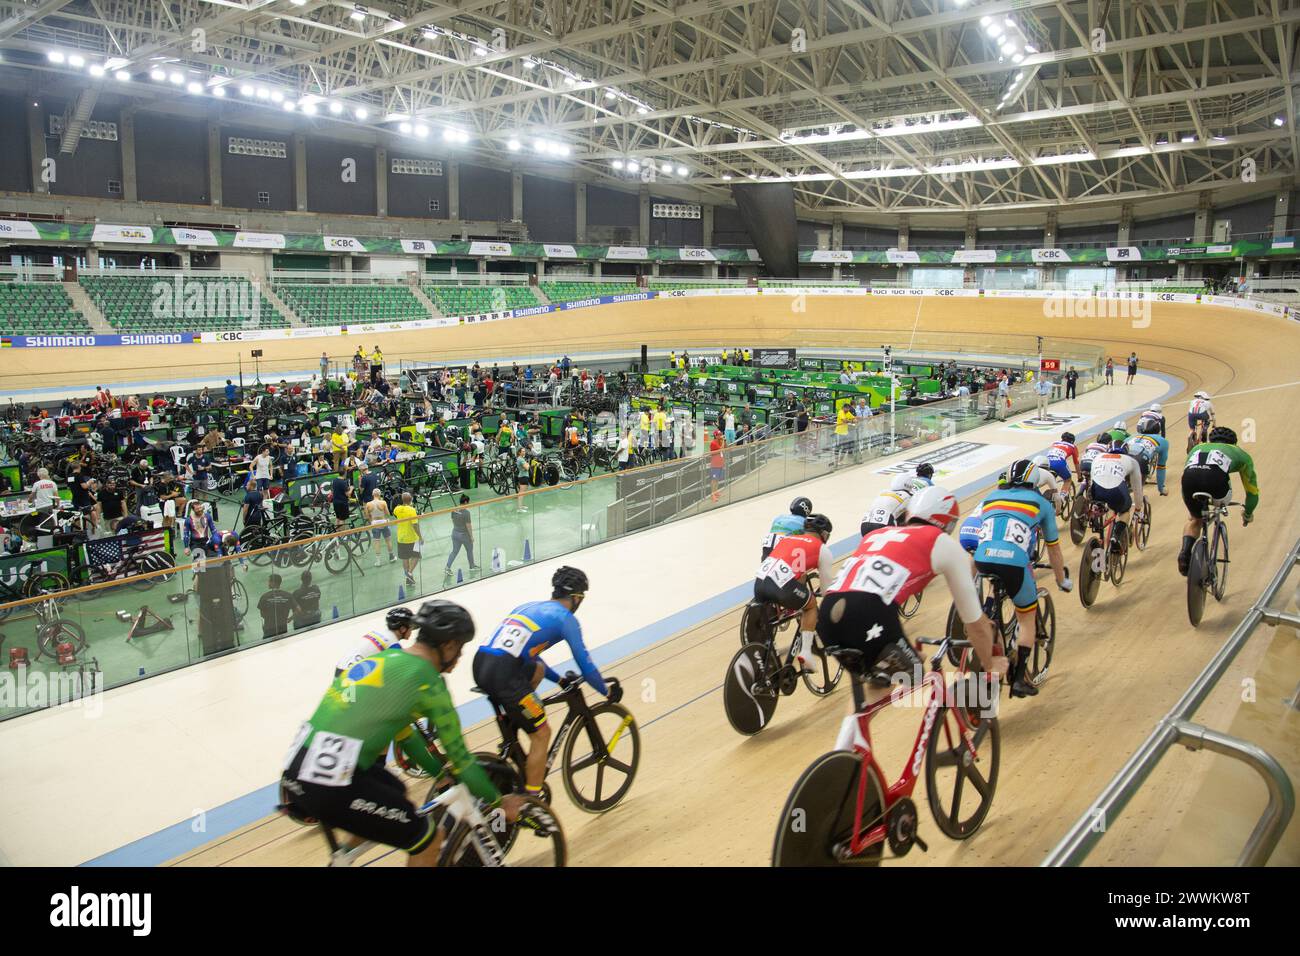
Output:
top-left (392, 491), bottom-right (422, 586)
top-left (638, 408), bottom-right (651, 452)
top-left (653, 407), bottom-right (668, 460)
top-left (834, 402), bottom-right (856, 467)
top-left (722, 348), bottom-right (729, 365)
top-left (330, 425), bottom-right (348, 472)
top-left (369, 347), bottom-right (384, 385)
top-left (742, 348), bottom-right (751, 366)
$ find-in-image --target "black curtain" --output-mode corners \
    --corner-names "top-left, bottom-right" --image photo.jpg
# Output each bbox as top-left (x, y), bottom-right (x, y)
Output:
top-left (730, 182), bottom-right (798, 276)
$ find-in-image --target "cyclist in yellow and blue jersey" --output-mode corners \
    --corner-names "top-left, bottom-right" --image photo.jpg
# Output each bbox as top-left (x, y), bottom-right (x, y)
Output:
top-left (1127, 417), bottom-right (1171, 496)
top-left (973, 460), bottom-right (1072, 698)
top-left (472, 567), bottom-right (621, 798)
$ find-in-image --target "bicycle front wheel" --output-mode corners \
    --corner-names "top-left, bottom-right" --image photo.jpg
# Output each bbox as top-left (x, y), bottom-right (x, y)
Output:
top-left (1028, 589), bottom-right (1055, 686)
top-left (230, 580), bottom-right (249, 621)
top-left (439, 797), bottom-right (565, 867)
top-left (800, 634), bottom-right (844, 697)
top-left (1079, 538), bottom-right (1103, 608)
top-left (772, 751), bottom-right (883, 867)
top-left (323, 541), bottom-right (351, 575)
top-left (1135, 505), bottom-right (1152, 551)
top-left (925, 705), bottom-right (1000, 839)
top-left (560, 702), bottom-right (640, 812)
top-left (1186, 539), bottom-right (1209, 626)
top-left (1210, 520), bottom-right (1230, 602)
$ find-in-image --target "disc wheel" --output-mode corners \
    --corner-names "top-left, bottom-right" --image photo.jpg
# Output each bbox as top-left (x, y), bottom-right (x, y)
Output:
top-left (1069, 496), bottom-right (1088, 546)
top-left (723, 642), bottom-right (781, 736)
top-left (1078, 538), bottom-right (1103, 608)
top-left (560, 702), bottom-right (640, 812)
top-left (772, 751), bottom-right (884, 867)
top-left (925, 706), bottom-right (1000, 839)
top-left (739, 601), bottom-right (775, 649)
top-left (1186, 539), bottom-right (1209, 626)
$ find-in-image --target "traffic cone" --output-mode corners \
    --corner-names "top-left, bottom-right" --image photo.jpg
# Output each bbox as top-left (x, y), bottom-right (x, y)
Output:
top-left (456, 569), bottom-right (464, 584)
top-left (397, 584), bottom-right (406, 601)
top-left (523, 539), bottom-right (532, 561)
top-left (331, 605), bottom-right (339, 620)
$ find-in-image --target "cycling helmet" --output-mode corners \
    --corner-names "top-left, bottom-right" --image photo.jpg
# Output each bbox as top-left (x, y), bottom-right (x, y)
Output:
top-left (413, 600), bottom-right (475, 647)
top-left (1208, 426), bottom-right (1238, 445)
top-left (1108, 438), bottom-right (1127, 453)
top-left (1136, 417), bottom-right (1161, 435)
top-left (386, 606), bottom-right (415, 632)
top-left (1061, 432), bottom-right (1076, 444)
top-left (551, 566), bottom-right (589, 599)
top-left (1112, 420), bottom-right (1127, 431)
top-left (915, 463), bottom-right (935, 481)
top-left (1194, 390), bottom-right (1209, 399)
top-left (905, 486), bottom-right (960, 534)
top-left (1148, 403), bottom-right (1162, 414)
top-left (889, 473), bottom-right (916, 493)
top-left (1030, 454), bottom-right (1051, 471)
top-left (804, 513), bottom-right (833, 538)
top-left (1005, 458), bottom-right (1038, 488)
top-left (789, 496), bottom-right (813, 518)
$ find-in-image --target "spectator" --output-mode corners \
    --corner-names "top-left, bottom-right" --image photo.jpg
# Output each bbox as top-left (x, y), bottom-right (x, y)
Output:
top-left (330, 469), bottom-right (354, 530)
top-left (319, 352), bottom-right (329, 381)
top-left (240, 479), bottom-right (266, 532)
top-left (292, 571), bottom-right (322, 629)
top-left (1126, 352), bottom-right (1139, 385)
top-left (1065, 366), bottom-right (1078, 400)
top-left (224, 379), bottom-right (237, 405)
top-left (392, 491), bottom-right (421, 587)
top-left (1034, 374), bottom-right (1053, 418)
top-left (93, 476), bottom-right (127, 534)
top-left (251, 444), bottom-right (274, 491)
top-left (709, 429), bottom-right (725, 503)
top-left (1104, 358), bottom-right (1114, 385)
top-left (445, 494), bottom-right (479, 577)
top-left (28, 467), bottom-right (59, 510)
top-left (329, 425), bottom-right (348, 472)
top-left (257, 573), bottom-right (296, 639)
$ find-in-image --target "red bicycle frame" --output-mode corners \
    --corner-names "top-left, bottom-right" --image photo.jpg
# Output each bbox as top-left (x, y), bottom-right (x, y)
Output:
top-left (839, 665), bottom-right (976, 858)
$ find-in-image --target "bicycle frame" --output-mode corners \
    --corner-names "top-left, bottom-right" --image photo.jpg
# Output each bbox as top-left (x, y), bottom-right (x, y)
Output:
top-left (833, 665), bottom-right (956, 859)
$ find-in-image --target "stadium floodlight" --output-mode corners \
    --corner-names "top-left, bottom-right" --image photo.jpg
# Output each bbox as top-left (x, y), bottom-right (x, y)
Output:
top-left (636, 106), bottom-right (649, 115)
top-left (89, 64), bottom-right (105, 78)
top-left (48, 51), bottom-right (66, 64)
top-left (186, 81), bottom-right (203, 94)
top-left (282, 101), bottom-right (295, 112)
top-left (399, 122), bottom-right (412, 134)
top-left (328, 101), bottom-right (343, 115)
top-left (612, 159), bottom-right (624, 170)
top-left (169, 71), bottom-right (184, 85)
top-left (414, 124), bottom-right (429, 138)
top-left (522, 58), bottom-right (536, 69)
top-left (68, 54), bottom-right (86, 68)
top-left (212, 85), bottom-right (226, 98)
top-left (350, 8), bottom-right (366, 22)
top-left (354, 107), bottom-right (368, 120)
top-left (271, 90), bottom-right (284, 103)
top-left (115, 71), bottom-right (131, 82)
top-left (301, 103), bottom-right (317, 115)
top-left (627, 160), bottom-right (640, 173)
top-left (721, 173), bottom-right (732, 180)
top-left (507, 138), bottom-right (521, 151)
top-left (475, 45), bottom-right (488, 56)
top-left (676, 165), bottom-right (688, 176)
top-left (1274, 117), bottom-right (1286, 127)
top-left (256, 87), bottom-right (271, 99)
top-left (151, 68), bottom-right (166, 81)
top-left (604, 90), bottom-right (616, 101)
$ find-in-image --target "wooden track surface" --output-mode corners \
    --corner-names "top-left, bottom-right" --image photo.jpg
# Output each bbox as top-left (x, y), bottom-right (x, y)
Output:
top-left (144, 296), bottom-right (1299, 866)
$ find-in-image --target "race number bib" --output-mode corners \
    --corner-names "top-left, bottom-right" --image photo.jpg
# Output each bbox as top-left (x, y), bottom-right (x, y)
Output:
top-left (1189, 449), bottom-right (1232, 472)
top-left (758, 557), bottom-right (796, 587)
top-left (486, 623), bottom-right (531, 657)
top-left (296, 730), bottom-right (364, 787)
top-left (831, 556), bottom-right (910, 604)
top-left (761, 532), bottom-right (779, 551)
top-left (982, 516), bottom-right (1033, 551)
top-left (865, 507), bottom-right (891, 526)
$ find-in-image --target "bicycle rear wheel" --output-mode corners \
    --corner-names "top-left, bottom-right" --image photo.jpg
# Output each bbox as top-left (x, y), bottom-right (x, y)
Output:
top-left (800, 633), bottom-right (844, 697)
top-left (772, 751), bottom-right (884, 867)
top-left (1186, 539), bottom-right (1209, 626)
top-left (739, 601), bottom-right (775, 649)
top-left (1069, 496), bottom-right (1087, 545)
top-left (723, 642), bottom-right (781, 736)
top-left (1210, 520), bottom-right (1230, 601)
top-left (925, 706), bottom-right (1000, 839)
top-left (1108, 534), bottom-right (1127, 586)
top-left (1079, 538), bottom-right (1103, 608)
top-left (560, 701), bottom-right (640, 812)
top-left (242, 527), bottom-right (274, 566)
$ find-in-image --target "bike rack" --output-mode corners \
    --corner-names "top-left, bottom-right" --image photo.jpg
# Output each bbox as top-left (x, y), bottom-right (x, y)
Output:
top-left (1042, 535), bottom-right (1300, 867)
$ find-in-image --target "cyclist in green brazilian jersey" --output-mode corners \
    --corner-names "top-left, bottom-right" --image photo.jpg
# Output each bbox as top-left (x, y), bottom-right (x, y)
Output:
top-left (281, 600), bottom-right (525, 866)
top-left (1177, 426), bottom-right (1260, 575)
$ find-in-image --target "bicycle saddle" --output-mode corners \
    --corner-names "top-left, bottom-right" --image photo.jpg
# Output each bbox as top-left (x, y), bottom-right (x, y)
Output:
top-left (823, 645), bottom-right (869, 674)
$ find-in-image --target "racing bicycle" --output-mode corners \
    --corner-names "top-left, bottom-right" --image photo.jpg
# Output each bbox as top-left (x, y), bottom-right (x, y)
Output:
top-left (1186, 494), bottom-right (1241, 627)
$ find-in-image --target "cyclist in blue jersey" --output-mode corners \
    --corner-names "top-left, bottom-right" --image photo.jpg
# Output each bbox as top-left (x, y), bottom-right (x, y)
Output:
top-left (762, 496), bottom-right (813, 559)
top-left (1130, 417), bottom-right (1170, 496)
top-left (472, 566), bottom-right (621, 798)
top-left (973, 459), bottom-right (1072, 698)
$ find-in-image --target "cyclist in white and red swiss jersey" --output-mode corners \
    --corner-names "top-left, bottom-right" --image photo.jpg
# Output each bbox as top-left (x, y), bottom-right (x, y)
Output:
top-left (819, 486), bottom-right (1002, 703)
top-left (754, 514), bottom-right (834, 672)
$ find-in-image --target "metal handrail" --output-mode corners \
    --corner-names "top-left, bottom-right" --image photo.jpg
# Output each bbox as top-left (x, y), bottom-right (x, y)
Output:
top-left (1042, 535), bottom-right (1300, 867)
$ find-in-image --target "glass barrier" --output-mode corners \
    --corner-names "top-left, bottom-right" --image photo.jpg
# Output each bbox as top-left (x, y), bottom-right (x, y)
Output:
top-left (0, 368), bottom-right (1102, 720)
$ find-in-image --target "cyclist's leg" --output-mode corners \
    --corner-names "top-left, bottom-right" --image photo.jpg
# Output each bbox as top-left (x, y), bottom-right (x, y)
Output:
top-left (978, 559), bottom-right (1037, 696)
top-left (474, 653), bottom-right (549, 794)
top-left (817, 590), bottom-right (918, 708)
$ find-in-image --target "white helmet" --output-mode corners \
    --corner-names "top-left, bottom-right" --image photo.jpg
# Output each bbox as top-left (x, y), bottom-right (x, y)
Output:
top-left (888, 473), bottom-right (915, 494)
top-left (1113, 420), bottom-right (1126, 430)
top-left (1149, 403), bottom-right (1161, 413)
top-left (1194, 390), bottom-right (1209, 399)
top-left (905, 485), bottom-right (961, 534)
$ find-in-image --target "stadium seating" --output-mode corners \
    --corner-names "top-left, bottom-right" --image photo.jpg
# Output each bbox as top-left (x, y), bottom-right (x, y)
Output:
top-left (273, 283), bottom-right (429, 327)
top-left (540, 281), bottom-right (640, 302)
top-left (425, 284), bottom-right (540, 316)
top-left (0, 282), bottom-right (91, 335)
top-left (81, 275), bottom-right (286, 332)
top-left (648, 281), bottom-right (745, 292)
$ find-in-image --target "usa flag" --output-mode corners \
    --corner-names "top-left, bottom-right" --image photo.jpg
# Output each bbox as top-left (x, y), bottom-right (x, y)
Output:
top-left (86, 529), bottom-right (167, 580)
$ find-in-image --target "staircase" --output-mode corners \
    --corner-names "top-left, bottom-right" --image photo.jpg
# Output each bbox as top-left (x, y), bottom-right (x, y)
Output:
top-left (532, 284), bottom-right (552, 306)
top-left (411, 284), bottom-right (443, 319)
top-left (259, 282), bottom-right (303, 327)
top-left (64, 281), bottom-right (111, 332)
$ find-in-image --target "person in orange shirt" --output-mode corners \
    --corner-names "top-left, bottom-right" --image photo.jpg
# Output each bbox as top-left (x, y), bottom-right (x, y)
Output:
top-left (709, 429), bottom-right (725, 502)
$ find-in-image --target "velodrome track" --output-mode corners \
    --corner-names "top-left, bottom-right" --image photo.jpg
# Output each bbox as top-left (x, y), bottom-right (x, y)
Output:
top-left (152, 294), bottom-right (1300, 867)
top-left (4, 295), bottom-right (1297, 866)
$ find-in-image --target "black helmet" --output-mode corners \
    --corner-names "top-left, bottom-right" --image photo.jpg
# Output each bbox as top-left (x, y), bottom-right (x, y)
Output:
top-left (386, 606), bottom-right (415, 632)
top-left (789, 496), bottom-right (813, 517)
top-left (915, 463), bottom-right (934, 480)
top-left (551, 566), bottom-right (589, 599)
top-left (1061, 431), bottom-right (1075, 444)
top-left (1208, 426), bottom-right (1238, 445)
top-left (1005, 458), bottom-right (1036, 488)
top-left (1136, 418), bottom-right (1161, 435)
top-left (413, 600), bottom-right (475, 647)
top-left (805, 513), bottom-right (833, 537)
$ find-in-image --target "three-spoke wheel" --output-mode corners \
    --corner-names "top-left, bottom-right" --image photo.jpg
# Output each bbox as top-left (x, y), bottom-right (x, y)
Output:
top-left (560, 700), bottom-right (641, 812)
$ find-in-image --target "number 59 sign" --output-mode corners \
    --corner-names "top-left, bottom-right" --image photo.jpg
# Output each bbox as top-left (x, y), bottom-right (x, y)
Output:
top-left (1040, 358), bottom-right (1061, 372)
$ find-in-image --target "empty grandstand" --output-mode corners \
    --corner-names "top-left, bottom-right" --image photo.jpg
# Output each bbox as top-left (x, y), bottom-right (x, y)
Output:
top-left (0, 281), bottom-right (90, 336)
top-left (274, 282), bottom-right (428, 326)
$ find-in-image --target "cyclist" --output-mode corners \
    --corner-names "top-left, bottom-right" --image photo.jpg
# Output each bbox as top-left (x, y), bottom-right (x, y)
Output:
top-left (472, 566), bottom-right (619, 800)
top-left (1089, 439), bottom-right (1145, 554)
top-left (755, 513), bottom-right (834, 672)
top-left (1187, 391), bottom-right (1215, 447)
top-left (1079, 435), bottom-right (1111, 498)
top-left (280, 600), bottom-right (523, 867)
top-left (1177, 426), bottom-right (1259, 576)
top-left (334, 606), bottom-right (416, 677)
top-left (1127, 419), bottom-right (1170, 497)
top-left (913, 463), bottom-right (935, 486)
top-left (1137, 403), bottom-right (1166, 439)
top-left (1105, 420), bottom-right (1130, 445)
top-left (1046, 432), bottom-right (1080, 499)
top-left (1029, 454), bottom-right (1061, 502)
top-left (973, 459), bottom-right (1072, 698)
top-left (819, 486), bottom-right (1003, 705)
top-left (762, 496), bottom-right (812, 559)
top-left (860, 473), bottom-right (923, 536)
